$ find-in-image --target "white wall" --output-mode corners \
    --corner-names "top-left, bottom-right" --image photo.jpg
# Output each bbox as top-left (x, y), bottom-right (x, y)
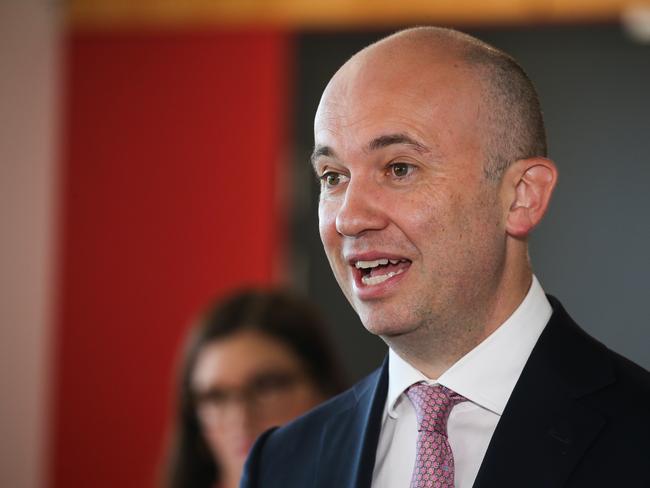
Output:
top-left (0, 1), bottom-right (61, 487)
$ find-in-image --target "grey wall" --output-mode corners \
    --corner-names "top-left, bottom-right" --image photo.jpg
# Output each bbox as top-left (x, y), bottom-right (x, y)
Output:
top-left (291, 25), bottom-right (650, 383)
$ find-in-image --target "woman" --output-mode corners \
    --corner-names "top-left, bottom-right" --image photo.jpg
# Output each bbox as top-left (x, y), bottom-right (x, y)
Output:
top-left (165, 288), bottom-right (346, 488)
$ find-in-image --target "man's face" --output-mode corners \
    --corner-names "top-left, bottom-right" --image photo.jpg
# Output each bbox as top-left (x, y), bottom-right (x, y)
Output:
top-left (313, 52), bottom-right (509, 340)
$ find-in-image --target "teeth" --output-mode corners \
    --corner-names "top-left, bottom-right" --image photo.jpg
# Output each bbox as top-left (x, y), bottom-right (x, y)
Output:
top-left (354, 258), bottom-right (409, 269)
top-left (355, 258), bottom-right (389, 269)
top-left (361, 269), bottom-right (404, 286)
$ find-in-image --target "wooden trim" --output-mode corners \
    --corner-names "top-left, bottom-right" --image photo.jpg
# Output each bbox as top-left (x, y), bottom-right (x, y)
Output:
top-left (67, 0), bottom-right (632, 29)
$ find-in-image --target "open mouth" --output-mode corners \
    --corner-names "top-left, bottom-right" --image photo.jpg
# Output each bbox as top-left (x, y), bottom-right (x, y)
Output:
top-left (354, 258), bottom-right (411, 286)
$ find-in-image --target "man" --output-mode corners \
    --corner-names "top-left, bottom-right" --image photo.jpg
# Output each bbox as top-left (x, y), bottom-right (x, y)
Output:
top-left (241, 27), bottom-right (650, 488)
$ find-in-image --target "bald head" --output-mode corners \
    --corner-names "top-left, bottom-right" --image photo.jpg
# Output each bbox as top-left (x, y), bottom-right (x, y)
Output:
top-left (320, 27), bottom-right (547, 181)
top-left (315, 27), bottom-right (558, 376)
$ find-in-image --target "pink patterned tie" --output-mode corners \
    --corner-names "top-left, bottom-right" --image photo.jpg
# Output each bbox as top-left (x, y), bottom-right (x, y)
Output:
top-left (406, 383), bottom-right (466, 488)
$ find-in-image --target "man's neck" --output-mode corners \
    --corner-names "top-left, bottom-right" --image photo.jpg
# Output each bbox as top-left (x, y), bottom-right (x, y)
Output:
top-left (384, 271), bottom-right (533, 379)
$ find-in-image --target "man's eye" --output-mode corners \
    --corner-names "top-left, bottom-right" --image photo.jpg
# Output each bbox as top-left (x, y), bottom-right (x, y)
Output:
top-left (390, 162), bottom-right (413, 178)
top-left (321, 172), bottom-right (343, 187)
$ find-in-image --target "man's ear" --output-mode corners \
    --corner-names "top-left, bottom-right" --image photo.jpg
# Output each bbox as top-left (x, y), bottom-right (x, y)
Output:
top-left (502, 157), bottom-right (558, 238)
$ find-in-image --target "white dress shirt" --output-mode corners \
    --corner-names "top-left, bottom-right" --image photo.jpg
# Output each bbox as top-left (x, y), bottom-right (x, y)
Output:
top-left (371, 276), bottom-right (552, 488)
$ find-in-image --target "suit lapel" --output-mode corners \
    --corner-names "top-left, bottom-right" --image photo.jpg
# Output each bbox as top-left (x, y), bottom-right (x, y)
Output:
top-left (473, 297), bottom-right (614, 487)
top-left (316, 357), bottom-right (388, 488)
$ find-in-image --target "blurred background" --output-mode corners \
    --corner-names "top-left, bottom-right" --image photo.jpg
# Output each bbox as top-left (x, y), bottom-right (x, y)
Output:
top-left (1, 0), bottom-right (649, 487)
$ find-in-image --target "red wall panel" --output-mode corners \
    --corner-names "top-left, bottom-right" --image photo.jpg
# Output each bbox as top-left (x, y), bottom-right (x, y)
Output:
top-left (51, 30), bottom-right (291, 487)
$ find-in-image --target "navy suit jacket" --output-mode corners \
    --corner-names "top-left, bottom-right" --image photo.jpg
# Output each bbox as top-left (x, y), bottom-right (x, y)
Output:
top-left (241, 297), bottom-right (650, 487)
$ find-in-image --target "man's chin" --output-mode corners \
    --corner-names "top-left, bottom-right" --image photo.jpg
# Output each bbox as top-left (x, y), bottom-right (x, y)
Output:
top-left (360, 313), bottom-right (418, 338)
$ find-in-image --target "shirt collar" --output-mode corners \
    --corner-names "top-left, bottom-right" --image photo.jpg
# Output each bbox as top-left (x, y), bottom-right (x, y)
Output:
top-left (385, 275), bottom-right (552, 419)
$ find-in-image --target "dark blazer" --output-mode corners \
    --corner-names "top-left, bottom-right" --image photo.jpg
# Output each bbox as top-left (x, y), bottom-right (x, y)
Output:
top-left (241, 297), bottom-right (650, 487)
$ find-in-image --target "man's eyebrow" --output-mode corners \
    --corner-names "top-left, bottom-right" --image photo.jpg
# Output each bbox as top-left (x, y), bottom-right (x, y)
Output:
top-left (367, 133), bottom-right (431, 153)
top-left (310, 133), bottom-right (431, 168)
top-left (310, 145), bottom-right (333, 168)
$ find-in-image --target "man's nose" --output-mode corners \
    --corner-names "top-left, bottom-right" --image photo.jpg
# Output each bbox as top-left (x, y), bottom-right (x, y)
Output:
top-left (335, 179), bottom-right (388, 237)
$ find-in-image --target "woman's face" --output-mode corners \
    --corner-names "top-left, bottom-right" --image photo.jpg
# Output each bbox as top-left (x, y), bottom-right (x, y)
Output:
top-left (191, 329), bottom-right (324, 480)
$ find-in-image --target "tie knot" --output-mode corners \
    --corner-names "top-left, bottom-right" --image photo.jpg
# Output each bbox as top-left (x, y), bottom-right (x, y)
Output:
top-left (405, 383), bottom-right (465, 436)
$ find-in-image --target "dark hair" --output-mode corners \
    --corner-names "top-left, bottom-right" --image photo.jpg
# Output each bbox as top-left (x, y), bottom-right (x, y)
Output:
top-left (164, 287), bottom-right (346, 488)
top-left (461, 41), bottom-right (548, 180)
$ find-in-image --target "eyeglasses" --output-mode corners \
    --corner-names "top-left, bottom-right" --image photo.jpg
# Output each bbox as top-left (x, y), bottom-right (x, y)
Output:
top-left (193, 370), bottom-right (307, 424)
